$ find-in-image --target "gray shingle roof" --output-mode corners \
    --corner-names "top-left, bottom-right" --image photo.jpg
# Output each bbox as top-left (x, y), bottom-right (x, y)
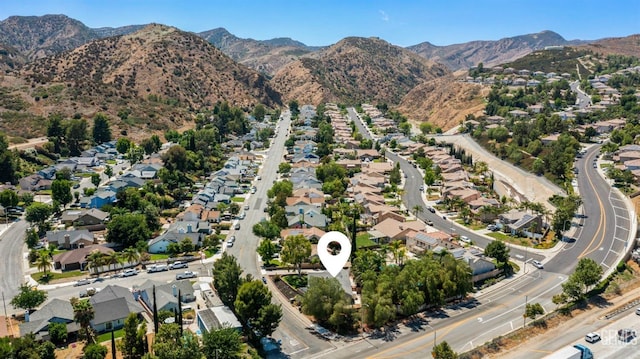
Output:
top-left (92, 297), bottom-right (141, 326)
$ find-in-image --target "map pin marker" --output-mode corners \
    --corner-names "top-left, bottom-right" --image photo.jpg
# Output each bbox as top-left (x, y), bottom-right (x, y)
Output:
top-left (317, 231), bottom-right (352, 277)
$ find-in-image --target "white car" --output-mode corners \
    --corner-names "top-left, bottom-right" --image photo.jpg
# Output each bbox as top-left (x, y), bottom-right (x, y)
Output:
top-left (460, 236), bottom-right (471, 244)
top-left (531, 260), bottom-right (544, 269)
top-left (176, 271), bottom-right (198, 280)
top-left (227, 239), bottom-right (234, 247)
top-left (585, 332), bottom-right (601, 343)
top-left (169, 261), bottom-right (188, 270)
top-left (121, 269), bottom-right (138, 277)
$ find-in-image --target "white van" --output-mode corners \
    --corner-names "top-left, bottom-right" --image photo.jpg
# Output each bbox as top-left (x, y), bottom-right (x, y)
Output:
top-left (232, 220), bottom-right (240, 230)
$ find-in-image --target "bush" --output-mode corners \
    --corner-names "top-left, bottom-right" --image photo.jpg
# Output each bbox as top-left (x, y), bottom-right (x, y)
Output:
top-left (83, 343), bottom-right (107, 359)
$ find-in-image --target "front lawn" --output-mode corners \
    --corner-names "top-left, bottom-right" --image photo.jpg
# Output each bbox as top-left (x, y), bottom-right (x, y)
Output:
top-left (96, 328), bottom-right (124, 343)
top-left (487, 232), bottom-right (533, 247)
top-left (32, 270), bottom-right (84, 283)
top-left (356, 233), bottom-right (377, 248)
top-left (231, 197), bottom-right (245, 203)
top-left (150, 253), bottom-right (170, 261)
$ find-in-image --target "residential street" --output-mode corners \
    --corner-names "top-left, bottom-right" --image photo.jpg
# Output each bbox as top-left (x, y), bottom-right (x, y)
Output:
top-left (0, 219), bottom-right (29, 312)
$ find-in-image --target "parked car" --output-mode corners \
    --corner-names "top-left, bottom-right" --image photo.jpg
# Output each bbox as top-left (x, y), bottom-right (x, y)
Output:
top-left (121, 269), bottom-right (138, 277)
top-left (426, 220), bottom-right (434, 226)
top-left (176, 271), bottom-right (198, 280)
top-left (256, 176), bottom-right (261, 180)
top-left (74, 279), bottom-right (91, 287)
top-left (250, 187), bottom-right (257, 194)
top-left (460, 236), bottom-right (471, 244)
top-left (244, 204), bottom-right (250, 210)
top-left (79, 287), bottom-right (100, 298)
top-left (147, 264), bottom-right (168, 273)
top-left (585, 332), bottom-right (601, 343)
top-left (262, 276), bottom-right (267, 284)
top-left (636, 307), bottom-right (640, 316)
top-left (226, 239), bottom-right (234, 247)
top-left (169, 261), bottom-right (188, 270)
top-left (426, 206), bottom-right (436, 213)
top-left (531, 260), bottom-right (544, 269)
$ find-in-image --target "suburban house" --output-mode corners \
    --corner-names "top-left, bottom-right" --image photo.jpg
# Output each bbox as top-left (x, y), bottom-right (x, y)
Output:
top-left (147, 221), bottom-right (210, 254)
top-left (60, 208), bottom-right (110, 228)
top-left (52, 245), bottom-right (114, 271)
top-left (405, 230), bottom-right (452, 254)
top-left (19, 174), bottom-right (52, 192)
top-left (135, 279), bottom-right (196, 314)
top-left (286, 208), bottom-right (327, 229)
top-left (196, 306), bottom-right (242, 333)
top-left (20, 299), bottom-right (79, 340)
top-left (46, 229), bottom-right (96, 249)
top-left (80, 189), bottom-right (117, 209)
top-left (90, 285), bottom-right (144, 333)
top-left (371, 218), bottom-right (426, 242)
top-left (499, 210), bottom-right (543, 235)
top-left (280, 227), bottom-right (326, 243)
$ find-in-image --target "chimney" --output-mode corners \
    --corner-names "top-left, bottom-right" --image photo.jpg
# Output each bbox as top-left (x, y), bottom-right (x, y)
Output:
top-left (64, 234), bottom-right (70, 248)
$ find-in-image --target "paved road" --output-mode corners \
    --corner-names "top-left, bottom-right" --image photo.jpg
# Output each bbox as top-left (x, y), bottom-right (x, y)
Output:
top-left (0, 219), bottom-right (29, 311)
top-left (570, 80), bottom-right (592, 109)
top-left (332, 108), bottom-right (634, 359)
top-left (226, 113), bottom-right (332, 358)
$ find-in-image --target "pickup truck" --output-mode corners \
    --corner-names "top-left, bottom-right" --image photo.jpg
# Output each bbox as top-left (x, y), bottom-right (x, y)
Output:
top-left (543, 344), bottom-right (593, 359)
top-left (176, 271), bottom-right (198, 280)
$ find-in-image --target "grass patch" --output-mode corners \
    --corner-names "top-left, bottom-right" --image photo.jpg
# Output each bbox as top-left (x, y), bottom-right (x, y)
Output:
top-left (231, 197), bottom-right (245, 203)
top-left (356, 233), bottom-right (377, 248)
top-left (106, 160), bottom-right (117, 165)
top-left (32, 270), bottom-right (84, 283)
top-left (96, 328), bottom-right (124, 343)
top-left (283, 275), bottom-right (308, 289)
top-left (150, 253), bottom-right (170, 261)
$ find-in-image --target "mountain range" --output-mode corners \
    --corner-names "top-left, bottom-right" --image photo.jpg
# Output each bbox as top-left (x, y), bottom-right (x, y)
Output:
top-left (0, 14), bottom-right (637, 140)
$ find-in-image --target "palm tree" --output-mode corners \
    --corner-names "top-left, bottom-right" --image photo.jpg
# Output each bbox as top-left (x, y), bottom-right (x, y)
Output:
top-left (85, 250), bottom-right (106, 277)
top-left (121, 248), bottom-right (140, 268)
top-left (104, 252), bottom-right (122, 274)
top-left (73, 299), bottom-right (95, 343)
top-left (389, 240), bottom-right (405, 265)
top-left (34, 251), bottom-right (52, 278)
top-left (412, 205), bottom-right (423, 217)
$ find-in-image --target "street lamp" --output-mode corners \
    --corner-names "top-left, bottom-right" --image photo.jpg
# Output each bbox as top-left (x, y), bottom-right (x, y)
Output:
top-left (426, 323), bottom-right (437, 349)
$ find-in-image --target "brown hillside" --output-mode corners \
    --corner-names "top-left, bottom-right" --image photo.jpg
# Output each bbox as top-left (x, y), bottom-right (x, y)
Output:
top-left (3, 24), bottom-right (280, 140)
top-left (271, 36), bottom-right (449, 105)
top-left (578, 34), bottom-right (640, 58)
top-left (0, 43), bottom-right (26, 72)
top-left (397, 75), bottom-right (488, 132)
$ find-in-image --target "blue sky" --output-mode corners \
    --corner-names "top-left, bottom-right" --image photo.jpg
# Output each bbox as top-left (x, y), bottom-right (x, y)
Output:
top-left (1, 1), bottom-right (638, 47)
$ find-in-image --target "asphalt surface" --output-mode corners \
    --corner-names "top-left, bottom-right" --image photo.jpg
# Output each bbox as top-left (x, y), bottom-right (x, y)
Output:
top-left (225, 113), bottom-right (333, 358)
top-left (570, 80), bottom-right (592, 109)
top-left (326, 108), bottom-right (634, 359)
top-left (0, 219), bottom-right (29, 311)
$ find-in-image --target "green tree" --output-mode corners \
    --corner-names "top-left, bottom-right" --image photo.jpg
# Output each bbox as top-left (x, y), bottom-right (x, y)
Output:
top-left (10, 283), bottom-right (47, 311)
top-left (106, 213), bottom-right (151, 248)
top-left (73, 298), bottom-right (95, 342)
top-left (278, 162), bottom-right (292, 174)
top-left (34, 251), bottom-right (52, 278)
top-left (525, 302), bottom-right (545, 322)
top-left (573, 257), bottom-right (603, 294)
top-left (25, 202), bottom-right (53, 226)
top-left (257, 239), bottom-right (277, 266)
top-left (0, 189), bottom-right (18, 208)
top-left (92, 113), bottom-right (112, 144)
top-left (281, 234), bottom-right (311, 277)
top-left (86, 250), bottom-right (106, 277)
top-left (301, 277), bottom-right (352, 329)
top-left (51, 179), bottom-right (72, 208)
top-left (212, 253), bottom-right (242, 308)
top-left (91, 173), bottom-right (101, 187)
top-left (120, 313), bottom-right (146, 359)
top-left (267, 180), bottom-right (293, 207)
top-left (389, 163), bottom-right (401, 185)
top-left (161, 145), bottom-right (188, 172)
top-left (83, 343), bottom-right (108, 359)
top-left (484, 240), bottom-right (510, 272)
top-left (48, 322), bottom-right (68, 344)
top-left (66, 118), bottom-right (88, 156)
top-left (289, 100), bottom-right (300, 117)
top-left (153, 323), bottom-right (202, 359)
top-left (180, 238), bottom-right (194, 253)
top-left (252, 104), bottom-right (266, 121)
top-left (420, 122), bottom-right (433, 135)
top-left (202, 326), bottom-right (243, 359)
top-left (252, 220), bottom-right (280, 240)
top-left (104, 165), bottom-right (113, 178)
top-left (432, 341), bottom-right (458, 359)
top-left (234, 280), bottom-right (282, 338)
top-left (116, 138), bottom-right (132, 155)
top-left (25, 228), bottom-right (40, 249)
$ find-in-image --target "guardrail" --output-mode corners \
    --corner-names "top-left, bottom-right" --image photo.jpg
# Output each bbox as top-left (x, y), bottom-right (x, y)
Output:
top-left (604, 298), bottom-right (640, 320)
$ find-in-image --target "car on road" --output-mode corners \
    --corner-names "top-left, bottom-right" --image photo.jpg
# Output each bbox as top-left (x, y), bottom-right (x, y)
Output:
top-left (73, 183), bottom-right (80, 189)
top-left (226, 239), bottom-right (234, 247)
top-left (636, 307), bottom-right (640, 315)
top-left (585, 332), bottom-right (601, 343)
top-left (250, 187), bottom-right (257, 194)
top-left (256, 176), bottom-right (261, 180)
top-left (262, 276), bottom-right (267, 284)
top-left (531, 260), bottom-right (544, 269)
top-left (426, 220), bottom-right (434, 226)
top-left (593, 163), bottom-right (597, 168)
top-left (176, 271), bottom-right (198, 280)
top-left (618, 328), bottom-right (636, 342)
top-left (74, 279), bottom-right (91, 287)
top-left (244, 204), bottom-right (250, 210)
top-left (121, 269), bottom-right (138, 277)
top-left (147, 264), bottom-right (168, 273)
top-left (169, 261), bottom-right (188, 270)
top-left (419, 185), bottom-right (424, 191)
top-left (229, 235), bottom-right (236, 243)
top-left (426, 206), bottom-right (436, 213)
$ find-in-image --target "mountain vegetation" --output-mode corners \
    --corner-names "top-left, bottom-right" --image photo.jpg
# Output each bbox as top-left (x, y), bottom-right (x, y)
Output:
top-left (407, 30), bottom-right (582, 71)
top-left (272, 36), bottom-right (449, 105)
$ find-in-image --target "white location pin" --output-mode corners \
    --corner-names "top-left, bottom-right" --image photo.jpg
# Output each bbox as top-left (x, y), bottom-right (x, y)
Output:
top-left (317, 231), bottom-right (352, 277)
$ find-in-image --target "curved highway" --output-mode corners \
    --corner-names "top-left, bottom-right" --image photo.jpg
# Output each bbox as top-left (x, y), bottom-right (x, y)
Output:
top-left (323, 108), bottom-right (634, 359)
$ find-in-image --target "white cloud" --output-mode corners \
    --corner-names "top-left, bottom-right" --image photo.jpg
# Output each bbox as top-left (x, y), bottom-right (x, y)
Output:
top-left (379, 10), bottom-right (389, 22)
